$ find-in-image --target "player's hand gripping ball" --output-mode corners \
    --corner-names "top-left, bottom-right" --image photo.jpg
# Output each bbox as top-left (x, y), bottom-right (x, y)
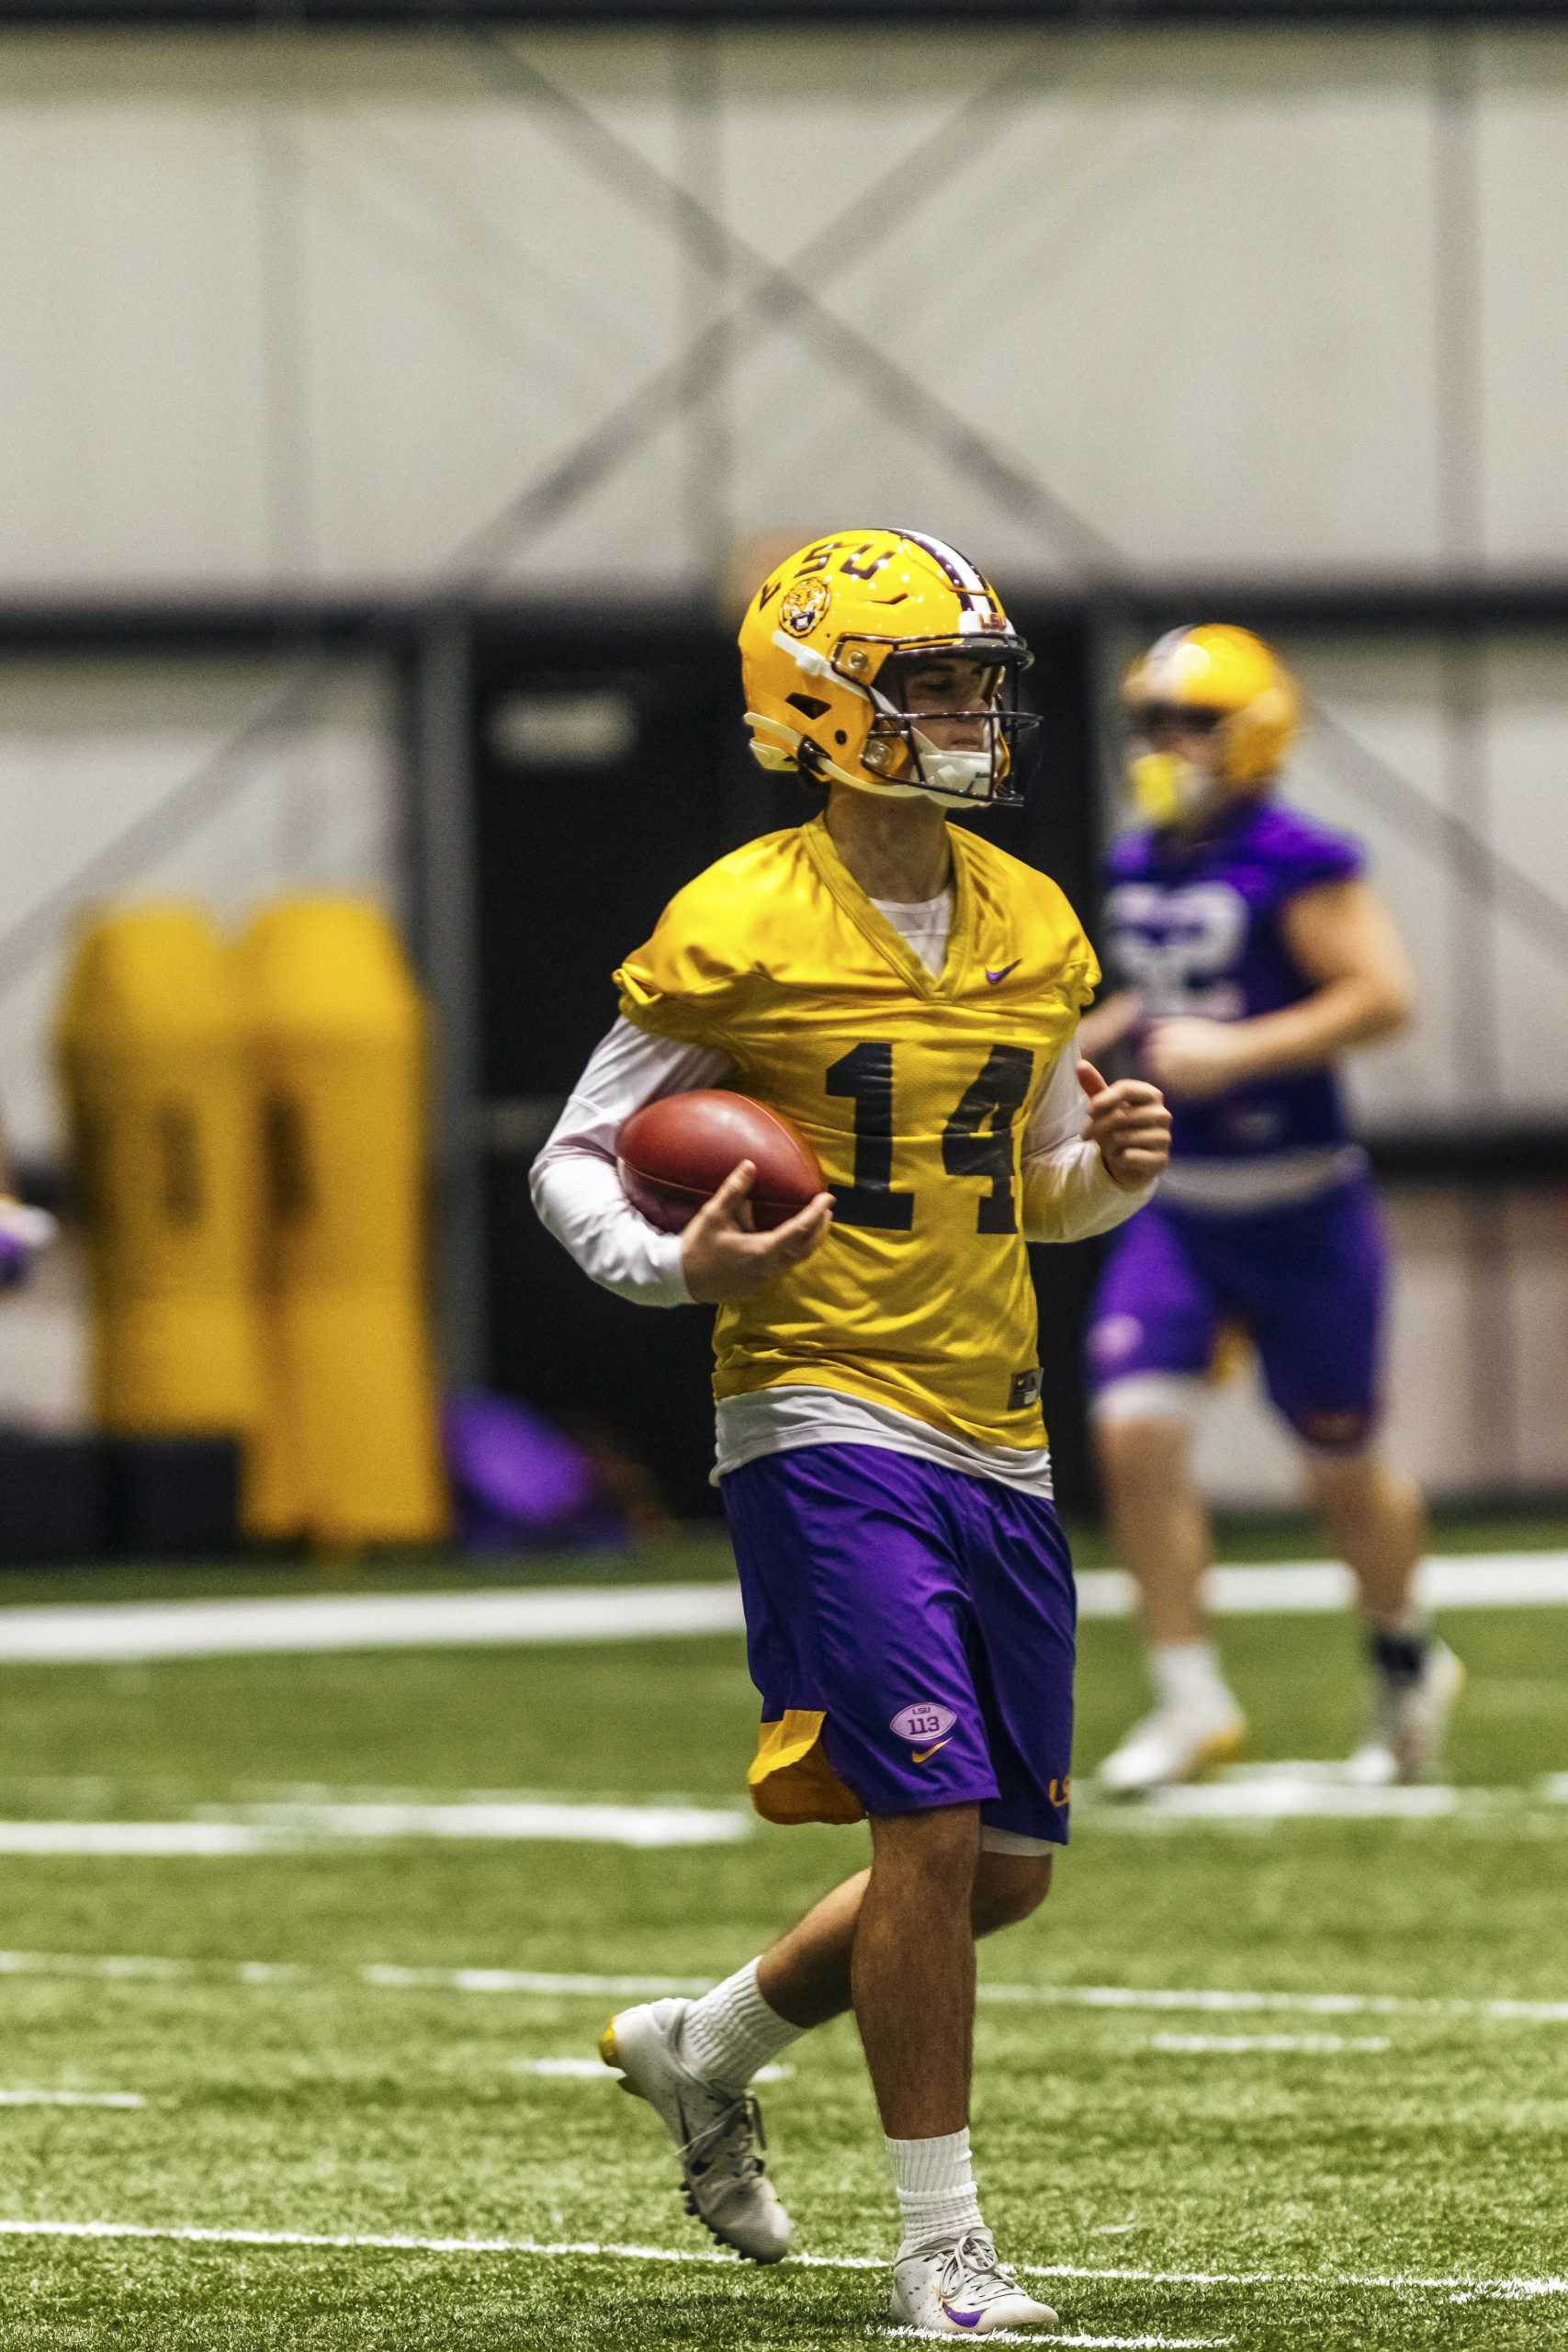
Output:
top-left (616, 1091), bottom-right (826, 1234)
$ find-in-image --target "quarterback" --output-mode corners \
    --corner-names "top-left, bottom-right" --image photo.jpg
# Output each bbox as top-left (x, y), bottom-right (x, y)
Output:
top-left (533, 528), bottom-right (1169, 2334)
top-left (1083, 625), bottom-right (1461, 1794)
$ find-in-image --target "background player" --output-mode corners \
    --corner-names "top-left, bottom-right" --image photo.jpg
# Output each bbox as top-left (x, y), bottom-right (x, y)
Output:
top-left (534, 528), bottom-right (1169, 2335)
top-left (1082, 624), bottom-right (1461, 1796)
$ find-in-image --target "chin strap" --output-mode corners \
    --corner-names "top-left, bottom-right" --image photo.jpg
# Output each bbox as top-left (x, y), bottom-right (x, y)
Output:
top-left (742, 711), bottom-right (804, 773)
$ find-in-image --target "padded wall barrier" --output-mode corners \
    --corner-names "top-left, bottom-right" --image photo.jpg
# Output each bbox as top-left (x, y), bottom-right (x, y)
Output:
top-left (56, 904), bottom-right (264, 1445)
top-left (241, 898), bottom-right (448, 1547)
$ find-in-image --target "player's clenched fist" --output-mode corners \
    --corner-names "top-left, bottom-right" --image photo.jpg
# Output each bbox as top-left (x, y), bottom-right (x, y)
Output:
top-left (682, 1159), bottom-right (834, 1305)
top-left (1077, 1059), bottom-right (1170, 1191)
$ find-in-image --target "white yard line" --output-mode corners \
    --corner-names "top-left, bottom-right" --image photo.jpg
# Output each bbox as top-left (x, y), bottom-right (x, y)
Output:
top-left (1096, 1780), bottom-right (1475, 1825)
top-left (4, 1946), bottom-right (1566, 2022)
top-left (5, 1780), bottom-right (1566, 1851)
top-left (1083, 1763), bottom-right (1568, 1832)
top-left (1149, 2034), bottom-right (1391, 2054)
top-left (6, 1764), bottom-right (1568, 1852)
top-left (217, 1799), bottom-right (750, 1849)
top-left (1080, 1552), bottom-right (1568, 1619)
top-left (0, 2090), bottom-right (144, 2109)
top-left (0, 1583), bottom-right (746, 1666)
top-left (0, 2219), bottom-right (1561, 2300)
top-left (0, 1801), bottom-right (749, 1855)
top-left (977, 1982), bottom-right (1568, 2022)
top-left (0, 1823), bottom-right (288, 1857)
top-left (881, 2334), bottom-right (1230, 2347)
top-left (2, 1551), bottom-right (1565, 1666)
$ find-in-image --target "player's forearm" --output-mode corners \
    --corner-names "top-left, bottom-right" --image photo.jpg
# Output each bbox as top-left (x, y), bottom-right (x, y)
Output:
top-left (1224, 976), bottom-right (1412, 1084)
top-left (1021, 1136), bottom-right (1156, 1244)
top-left (530, 1142), bottom-right (694, 1306)
top-left (527, 1016), bottom-right (732, 1304)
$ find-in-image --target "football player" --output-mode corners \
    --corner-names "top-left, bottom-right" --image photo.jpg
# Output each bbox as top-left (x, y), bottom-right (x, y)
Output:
top-left (533, 528), bottom-right (1169, 2335)
top-left (1082, 624), bottom-right (1461, 1796)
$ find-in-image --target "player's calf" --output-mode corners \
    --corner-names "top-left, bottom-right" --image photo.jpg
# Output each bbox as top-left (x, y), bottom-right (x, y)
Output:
top-left (971, 1849), bottom-right (1053, 1936)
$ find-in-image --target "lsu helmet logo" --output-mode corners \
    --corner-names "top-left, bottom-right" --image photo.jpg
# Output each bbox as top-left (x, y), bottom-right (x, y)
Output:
top-left (738, 526), bottom-right (1040, 809)
top-left (779, 576), bottom-right (832, 638)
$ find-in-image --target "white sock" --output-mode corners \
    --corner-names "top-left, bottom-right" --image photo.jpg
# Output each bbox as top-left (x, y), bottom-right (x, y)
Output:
top-left (887, 2127), bottom-right (985, 2256)
top-left (678, 1958), bottom-right (803, 2094)
top-left (1151, 1638), bottom-right (1236, 1717)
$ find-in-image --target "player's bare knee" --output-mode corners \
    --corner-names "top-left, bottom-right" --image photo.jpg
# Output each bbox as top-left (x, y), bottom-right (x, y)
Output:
top-left (971, 1852), bottom-right (1053, 1937)
top-left (1098, 1416), bottom-right (1190, 1495)
top-left (869, 1803), bottom-right (982, 1899)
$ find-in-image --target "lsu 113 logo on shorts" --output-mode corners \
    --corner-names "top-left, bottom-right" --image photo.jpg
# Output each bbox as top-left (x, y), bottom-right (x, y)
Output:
top-left (891, 1702), bottom-right (957, 1763)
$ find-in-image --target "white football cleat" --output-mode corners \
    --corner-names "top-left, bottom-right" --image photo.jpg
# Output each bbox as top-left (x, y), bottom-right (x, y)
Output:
top-left (890, 2227), bottom-right (1060, 2335)
top-left (1345, 1637), bottom-right (1464, 1786)
top-left (1096, 1698), bottom-right (1247, 1797)
top-left (599, 1997), bottom-right (790, 2264)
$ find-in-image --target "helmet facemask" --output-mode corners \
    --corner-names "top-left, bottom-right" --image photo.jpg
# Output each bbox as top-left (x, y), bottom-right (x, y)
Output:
top-left (841, 640), bottom-right (1041, 808)
top-left (1123, 701), bottom-right (1234, 829)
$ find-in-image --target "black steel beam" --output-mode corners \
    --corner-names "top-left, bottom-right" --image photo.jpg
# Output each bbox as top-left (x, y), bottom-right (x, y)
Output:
top-left (1365, 1127), bottom-right (1568, 1181)
top-left (5, 579), bottom-right (1568, 658)
top-left (8, 2), bottom-right (1568, 28)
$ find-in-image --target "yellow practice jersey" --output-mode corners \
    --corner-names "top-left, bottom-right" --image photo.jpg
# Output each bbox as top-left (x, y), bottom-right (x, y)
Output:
top-left (615, 814), bottom-right (1100, 1452)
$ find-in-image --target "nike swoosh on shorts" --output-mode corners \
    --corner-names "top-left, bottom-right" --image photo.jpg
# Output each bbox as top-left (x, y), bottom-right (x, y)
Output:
top-left (911, 1738), bottom-right (953, 1764)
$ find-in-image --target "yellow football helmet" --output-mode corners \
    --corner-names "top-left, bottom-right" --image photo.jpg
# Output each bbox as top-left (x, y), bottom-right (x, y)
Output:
top-left (1122, 624), bottom-right (1302, 826)
top-left (738, 528), bottom-right (1038, 808)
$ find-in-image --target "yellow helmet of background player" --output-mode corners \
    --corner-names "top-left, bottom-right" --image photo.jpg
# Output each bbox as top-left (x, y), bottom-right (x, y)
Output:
top-left (1122, 624), bottom-right (1302, 826)
top-left (738, 528), bottom-right (1038, 808)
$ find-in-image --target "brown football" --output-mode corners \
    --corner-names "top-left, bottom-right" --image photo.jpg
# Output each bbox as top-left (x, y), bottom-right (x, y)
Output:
top-left (616, 1091), bottom-right (827, 1235)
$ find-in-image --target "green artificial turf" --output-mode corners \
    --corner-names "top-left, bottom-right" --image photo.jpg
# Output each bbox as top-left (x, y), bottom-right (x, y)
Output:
top-left (0, 1536), bottom-right (1563, 2348)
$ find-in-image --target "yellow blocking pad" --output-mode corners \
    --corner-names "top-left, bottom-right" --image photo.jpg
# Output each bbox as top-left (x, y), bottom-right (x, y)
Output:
top-left (748, 1711), bottom-right (866, 1826)
top-left (56, 903), bottom-right (263, 1441)
top-left (241, 898), bottom-right (447, 1548)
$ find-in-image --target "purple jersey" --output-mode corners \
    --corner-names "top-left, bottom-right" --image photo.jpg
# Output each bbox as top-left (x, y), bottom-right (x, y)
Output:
top-left (1103, 797), bottom-right (1364, 1162)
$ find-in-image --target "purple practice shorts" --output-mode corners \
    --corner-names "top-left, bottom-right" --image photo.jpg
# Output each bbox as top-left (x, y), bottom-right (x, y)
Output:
top-left (720, 1444), bottom-right (1077, 1847)
top-left (1088, 1172), bottom-right (1390, 1451)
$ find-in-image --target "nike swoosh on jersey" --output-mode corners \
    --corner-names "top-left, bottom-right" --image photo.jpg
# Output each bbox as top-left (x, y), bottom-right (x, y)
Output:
top-left (910, 1738), bottom-right (953, 1764)
top-left (985, 959), bottom-right (1021, 984)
